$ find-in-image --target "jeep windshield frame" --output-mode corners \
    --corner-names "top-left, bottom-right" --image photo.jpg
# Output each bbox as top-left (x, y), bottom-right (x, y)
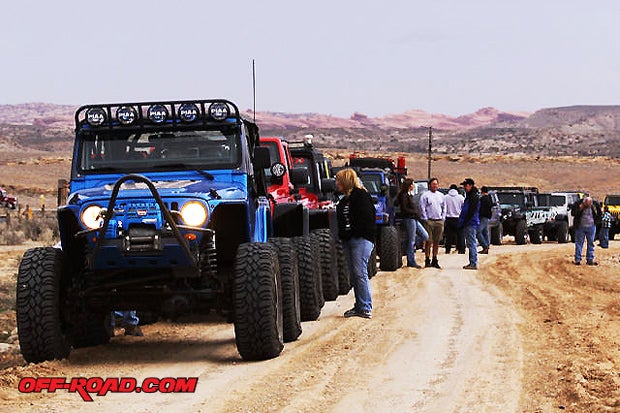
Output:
top-left (76, 125), bottom-right (242, 175)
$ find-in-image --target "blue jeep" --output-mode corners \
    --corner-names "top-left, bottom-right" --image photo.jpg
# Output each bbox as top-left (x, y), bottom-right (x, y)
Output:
top-left (16, 100), bottom-right (323, 363)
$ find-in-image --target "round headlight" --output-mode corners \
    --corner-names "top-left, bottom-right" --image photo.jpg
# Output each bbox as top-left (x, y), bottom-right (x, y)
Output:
top-left (81, 205), bottom-right (104, 230)
top-left (116, 106), bottom-right (137, 125)
top-left (148, 104), bottom-right (168, 123)
top-left (178, 103), bottom-right (199, 123)
top-left (86, 108), bottom-right (106, 126)
top-left (209, 102), bottom-right (230, 121)
top-left (180, 201), bottom-right (208, 227)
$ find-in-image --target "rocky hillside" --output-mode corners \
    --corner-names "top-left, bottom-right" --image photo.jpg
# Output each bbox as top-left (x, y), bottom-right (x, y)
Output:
top-left (1, 103), bottom-right (619, 157)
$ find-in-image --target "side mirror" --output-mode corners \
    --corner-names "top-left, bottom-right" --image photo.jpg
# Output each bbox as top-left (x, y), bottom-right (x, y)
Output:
top-left (321, 178), bottom-right (336, 193)
top-left (253, 147), bottom-right (271, 169)
top-left (290, 167), bottom-right (309, 186)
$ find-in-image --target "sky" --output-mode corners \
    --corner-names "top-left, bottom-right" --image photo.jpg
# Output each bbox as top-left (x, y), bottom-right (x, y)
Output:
top-left (2, 0), bottom-right (619, 117)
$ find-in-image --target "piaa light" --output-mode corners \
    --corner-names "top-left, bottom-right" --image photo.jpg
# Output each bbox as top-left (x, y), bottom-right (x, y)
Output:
top-left (178, 103), bottom-right (199, 122)
top-left (81, 205), bottom-right (104, 230)
top-left (180, 201), bottom-right (208, 227)
top-left (86, 108), bottom-right (106, 126)
top-left (209, 102), bottom-right (230, 121)
top-left (148, 104), bottom-right (168, 123)
top-left (116, 106), bottom-right (137, 125)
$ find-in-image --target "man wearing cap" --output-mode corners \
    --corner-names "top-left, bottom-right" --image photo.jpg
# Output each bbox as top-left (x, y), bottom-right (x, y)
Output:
top-left (458, 178), bottom-right (480, 270)
top-left (419, 177), bottom-right (446, 268)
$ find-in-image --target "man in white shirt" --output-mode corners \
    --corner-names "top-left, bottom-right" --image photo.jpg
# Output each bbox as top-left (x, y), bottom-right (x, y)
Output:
top-left (419, 178), bottom-right (446, 268)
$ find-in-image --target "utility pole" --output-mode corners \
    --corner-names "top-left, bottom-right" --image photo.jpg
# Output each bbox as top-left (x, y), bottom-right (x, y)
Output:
top-left (427, 126), bottom-right (433, 180)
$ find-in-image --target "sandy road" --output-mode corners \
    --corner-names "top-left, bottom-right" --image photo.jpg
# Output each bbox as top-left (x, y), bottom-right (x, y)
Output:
top-left (1, 249), bottom-right (525, 412)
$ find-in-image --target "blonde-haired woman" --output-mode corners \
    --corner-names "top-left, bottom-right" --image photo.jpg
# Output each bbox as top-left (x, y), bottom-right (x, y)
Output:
top-left (335, 168), bottom-right (376, 319)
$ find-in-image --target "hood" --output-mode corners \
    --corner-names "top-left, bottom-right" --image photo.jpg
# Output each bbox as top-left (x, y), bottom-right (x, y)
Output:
top-left (70, 173), bottom-right (247, 203)
top-left (448, 188), bottom-right (459, 196)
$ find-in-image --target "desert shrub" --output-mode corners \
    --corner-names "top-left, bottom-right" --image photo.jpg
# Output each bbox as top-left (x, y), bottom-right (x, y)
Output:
top-left (0, 214), bottom-right (59, 245)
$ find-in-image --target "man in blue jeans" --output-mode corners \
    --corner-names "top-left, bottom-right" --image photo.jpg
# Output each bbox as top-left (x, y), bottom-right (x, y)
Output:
top-left (572, 197), bottom-right (601, 265)
top-left (458, 178), bottom-right (480, 270)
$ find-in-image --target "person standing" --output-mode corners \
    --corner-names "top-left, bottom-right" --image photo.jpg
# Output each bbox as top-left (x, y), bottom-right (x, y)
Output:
top-left (336, 168), bottom-right (376, 319)
top-left (477, 186), bottom-right (492, 254)
top-left (419, 177), bottom-right (446, 269)
top-left (571, 196), bottom-right (601, 265)
top-left (599, 206), bottom-right (612, 248)
top-left (458, 178), bottom-right (480, 270)
top-left (444, 184), bottom-right (464, 254)
top-left (397, 178), bottom-right (422, 268)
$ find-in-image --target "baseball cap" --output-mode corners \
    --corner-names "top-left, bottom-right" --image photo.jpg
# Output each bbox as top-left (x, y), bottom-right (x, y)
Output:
top-left (460, 178), bottom-right (475, 186)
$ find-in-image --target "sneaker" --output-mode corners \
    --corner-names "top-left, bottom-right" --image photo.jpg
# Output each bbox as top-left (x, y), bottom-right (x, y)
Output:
top-left (123, 325), bottom-right (144, 336)
top-left (586, 261), bottom-right (599, 266)
top-left (344, 308), bottom-right (372, 319)
top-left (573, 261), bottom-right (581, 265)
top-left (480, 247), bottom-right (489, 254)
top-left (463, 264), bottom-right (478, 270)
top-left (425, 257), bottom-right (431, 268)
top-left (431, 258), bottom-right (441, 269)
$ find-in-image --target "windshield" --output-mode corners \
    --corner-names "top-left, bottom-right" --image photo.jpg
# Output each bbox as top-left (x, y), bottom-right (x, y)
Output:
top-left (359, 173), bottom-right (384, 194)
top-left (79, 127), bottom-right (241, 174)
top-left (549, 195), bottom-right (566, 207)
top-left (605, 195), bottom-right (620, 205)
top-left (498, 193), bottom-right (525, 208)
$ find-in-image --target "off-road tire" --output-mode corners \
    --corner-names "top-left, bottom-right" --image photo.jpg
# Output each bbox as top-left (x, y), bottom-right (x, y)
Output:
top-left (556, 221), bottom-right (569, 243)
top-left (233, 242), bottom-right (284, 361)
top-left (367, 245), bottom-right (378, 278)
top-left (16, 247), bottom-right (71, 363)
top-left (269, 238), bottom-right (302, 343)
top-left (335, 240), bottom-right (351, 295)
top-left (515, 220), bottom-right (528, 245)
top-left (378, 226), bottom-right (401, 271)
top-left (490, 223), bottom-right (503, 245)
top-left (311, 229), bottom-right (339, 302)
top-left (529, 227), bottom-right (542, 244)
top-left (293, 236), bottom-right (324, 321)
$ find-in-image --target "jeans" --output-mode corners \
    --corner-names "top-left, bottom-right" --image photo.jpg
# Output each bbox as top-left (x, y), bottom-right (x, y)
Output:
top-left (574, 225), bottom-right (596, 263)
top-left (403, 218), bottom-right (418, 266)
top-left (416, 220), bottom-right (429, 241)
top-left (599, 227), bottom-right (609, 248)
top-left (477, 217), bottom-right (490, 249)
top-left (463, 225), bottom-right (478, 267)
top-left (343, 237), bottom-right (374, 313)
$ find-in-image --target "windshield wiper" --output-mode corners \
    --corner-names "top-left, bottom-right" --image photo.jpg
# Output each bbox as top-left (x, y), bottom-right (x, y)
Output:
top-left (152, 164), bottom-right (214, 180)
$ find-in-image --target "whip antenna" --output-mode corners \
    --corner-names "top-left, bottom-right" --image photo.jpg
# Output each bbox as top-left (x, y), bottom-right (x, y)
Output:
top-left (252, 59), bottom-right (256, 123)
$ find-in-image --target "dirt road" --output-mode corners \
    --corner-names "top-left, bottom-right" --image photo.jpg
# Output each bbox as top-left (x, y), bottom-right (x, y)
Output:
top-left (0, 242), bottom-right (618, 412)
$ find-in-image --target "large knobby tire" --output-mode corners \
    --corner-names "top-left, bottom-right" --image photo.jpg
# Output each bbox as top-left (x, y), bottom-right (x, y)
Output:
top-left (233, 242), bottom-right (284, 361)
top-left (529, 227), bottom-right (542, 244)
top-left (515, 220), bottom-right (528, 245)
top-left (16, 247), bottom-right (71, 363)
top-left (293, 236), bottom-right (324, 321)
top-left (269, 238), bottom-right (302, 343)
top-left (311, 229), bottom-right (339, 302)
top-left (378, 226), bottom-right (401, 271)
top-left (335, 240), bottom-right (351, 295)
top-left (556, 221), bottom-right (569, 243)
top-left (490, 223), bottom-right (503, 245)
top-left (367, 245), bottom-right (378, 279)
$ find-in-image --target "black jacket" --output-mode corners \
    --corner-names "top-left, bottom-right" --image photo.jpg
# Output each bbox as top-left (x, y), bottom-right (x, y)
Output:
top-left (397, 191), bottom-right (420, 219)
top-left (479, 193), bottom-right (493, 219)
top-left (337, 187), bottom-right (376, 242)
top-left (571, 199), bottom-right (602, 228)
